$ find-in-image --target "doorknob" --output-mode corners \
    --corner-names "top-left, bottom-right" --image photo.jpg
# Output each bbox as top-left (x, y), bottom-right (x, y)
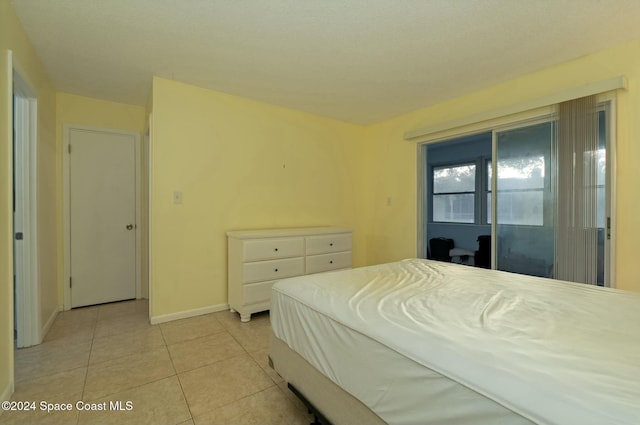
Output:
top-left (126, 224), bottom-right (134, 230)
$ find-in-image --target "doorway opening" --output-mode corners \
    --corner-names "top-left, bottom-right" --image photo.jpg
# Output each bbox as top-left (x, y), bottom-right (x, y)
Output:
top-left (13, 66), bottom-right (40, 348)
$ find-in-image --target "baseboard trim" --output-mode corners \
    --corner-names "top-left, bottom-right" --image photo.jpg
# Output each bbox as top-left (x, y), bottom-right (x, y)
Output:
top-left (150, 303), bottom-right (229, 325)
top-left (40, 306), bottom-right (61, 343)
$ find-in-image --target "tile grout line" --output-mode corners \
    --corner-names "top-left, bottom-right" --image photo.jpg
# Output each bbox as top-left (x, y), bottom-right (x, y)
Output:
top-left (82, 302), bottom-right (165, 422)
top-left (78, 302), bottom-right (151, 422)
top-left (77, 307), bottom-right (100, 425)
top-left (159, 317), bottom-right (196, 424)
top-left (82, 302), bottom-right (176, 403)
top-left (168, 313), bottom-right (273, 424)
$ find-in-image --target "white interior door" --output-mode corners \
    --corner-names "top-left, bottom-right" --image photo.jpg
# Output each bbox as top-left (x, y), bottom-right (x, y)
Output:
top-left (69, 128), bottom-right (137, 307)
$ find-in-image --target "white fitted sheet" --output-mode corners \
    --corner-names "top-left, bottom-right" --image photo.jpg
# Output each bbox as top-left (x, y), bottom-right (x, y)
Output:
top-left (271, 259), bottom-right (640, 425)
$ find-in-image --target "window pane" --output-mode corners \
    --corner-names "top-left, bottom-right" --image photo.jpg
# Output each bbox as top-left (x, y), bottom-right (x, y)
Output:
top-left (581, 148), bottom-right (605, 228)
top-left (433, 193), bottom-right (475, 223)
top-left (495, 155), bottom-right (545, 226)
top-left (497, 190), bottom-right (544, 225)
top-left (433, 164), bottom-right (476, 193)
top-left (495, 121), bottom-right (553, 279)
top-left (597, 186), bottom-right (605, 228)
top-left (497, 156), bottom-right (545, 190)
top-left (583, 148), bottom-right (605, 186)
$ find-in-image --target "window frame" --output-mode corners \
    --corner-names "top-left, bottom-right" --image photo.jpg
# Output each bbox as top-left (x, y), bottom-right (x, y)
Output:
top-left (484, 158), bottom-right (492, 225)
top-left (428, 158), bottom-right (492, 225)
top-left (430, 161), bottom-right (477, 224)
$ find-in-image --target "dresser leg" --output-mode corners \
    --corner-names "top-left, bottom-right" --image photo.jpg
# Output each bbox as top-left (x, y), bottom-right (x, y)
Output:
top-left (229, 307), bottom-right (236, 313)
top-left (240, 313), bottom-right (251, 322)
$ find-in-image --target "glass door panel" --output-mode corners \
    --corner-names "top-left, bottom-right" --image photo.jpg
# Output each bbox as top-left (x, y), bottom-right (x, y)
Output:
top-left (495, 122), bottom-right (555, 277)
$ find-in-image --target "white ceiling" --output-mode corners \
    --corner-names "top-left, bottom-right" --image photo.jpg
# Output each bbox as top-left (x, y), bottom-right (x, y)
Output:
top-left (12, 0), bottom-right (640, 124)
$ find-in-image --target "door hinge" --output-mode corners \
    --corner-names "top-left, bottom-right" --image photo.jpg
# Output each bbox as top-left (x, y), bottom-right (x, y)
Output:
top-left (607, 217), bottom-right (611, 240)
top-left (69, 277), bottom-right (72, 288)
top-left (68, 144), bottom-right (71, 154)
top-left (15, 232), bottom-right (23, 240)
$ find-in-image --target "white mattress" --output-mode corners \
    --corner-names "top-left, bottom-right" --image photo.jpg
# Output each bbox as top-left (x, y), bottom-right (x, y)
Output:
top-left (271, 259), bottom-right (640, 425)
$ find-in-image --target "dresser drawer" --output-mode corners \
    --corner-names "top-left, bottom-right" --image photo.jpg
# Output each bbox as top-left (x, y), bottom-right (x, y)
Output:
top-left (243, 237), bottom-right (304, 262)
top-left (243, 257), bottom-right (305, 283)
top-left (306, 251), bottom-right (352, 274)
top-left (306, 233), bottom-right (352, 255)
top-left (243, 280), bottom-right (276, 305)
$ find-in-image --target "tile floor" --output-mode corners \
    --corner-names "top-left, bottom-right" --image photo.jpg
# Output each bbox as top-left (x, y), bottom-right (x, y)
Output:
top-left (3, 300), bottom-right (311, 425)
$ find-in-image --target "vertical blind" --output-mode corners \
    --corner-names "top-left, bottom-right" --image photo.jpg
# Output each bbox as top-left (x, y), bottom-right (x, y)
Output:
top-left (555, 95), bottom-right (599, 284)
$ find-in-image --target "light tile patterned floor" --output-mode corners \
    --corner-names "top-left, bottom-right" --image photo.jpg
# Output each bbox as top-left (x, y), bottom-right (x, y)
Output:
top-left (3, 300), bottom-right (311, 425)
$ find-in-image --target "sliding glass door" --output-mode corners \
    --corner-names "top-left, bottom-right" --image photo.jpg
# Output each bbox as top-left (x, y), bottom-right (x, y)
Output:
top-left (422, 99), bottom-right (611, 286)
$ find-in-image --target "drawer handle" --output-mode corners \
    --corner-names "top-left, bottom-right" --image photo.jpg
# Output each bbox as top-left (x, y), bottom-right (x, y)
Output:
top-left (330, 260), bottom-right (333, 264)
top-left (329, 243), bottom-right (333, 246)
top-left (274, 268), bottom-right (279, 272)
top-left (274, 248), bottom-right (278, 252)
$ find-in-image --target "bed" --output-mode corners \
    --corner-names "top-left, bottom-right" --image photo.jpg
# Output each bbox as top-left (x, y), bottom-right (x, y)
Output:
top-left (269, 259), bottom-right (640, 425)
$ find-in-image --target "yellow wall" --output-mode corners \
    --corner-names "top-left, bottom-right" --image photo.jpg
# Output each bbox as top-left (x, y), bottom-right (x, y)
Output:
top-left (0, 0), bottom-right (57, 401)
top-left (150, 77), bottom-right (365, 318)
top-left (55, 92), bottom-right (147, 300)
top-left (56, 92), bottom-right (146, 133)
top-left (363, 38), bottom-right (640, 292)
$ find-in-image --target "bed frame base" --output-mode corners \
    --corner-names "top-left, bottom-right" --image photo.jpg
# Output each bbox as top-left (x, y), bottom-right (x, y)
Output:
top-left (287, 383), bottom-right (333, 425)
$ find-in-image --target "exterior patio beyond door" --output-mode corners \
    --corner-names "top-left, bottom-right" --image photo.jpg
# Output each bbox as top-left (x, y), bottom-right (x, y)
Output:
top-left (68, 127), bottom-right (137, 308)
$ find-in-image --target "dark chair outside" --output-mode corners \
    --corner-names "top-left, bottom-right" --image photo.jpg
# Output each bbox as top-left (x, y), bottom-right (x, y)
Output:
top-left (429, 237), bottom-right (454, 262)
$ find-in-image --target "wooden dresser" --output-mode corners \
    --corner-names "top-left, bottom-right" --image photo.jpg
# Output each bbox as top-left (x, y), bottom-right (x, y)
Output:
top-left (227, 227), bottom-right (352, 322)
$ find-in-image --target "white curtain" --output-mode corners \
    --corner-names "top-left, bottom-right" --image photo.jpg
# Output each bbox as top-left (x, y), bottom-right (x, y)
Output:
top-left (555, 95), bottom-right (599, 284)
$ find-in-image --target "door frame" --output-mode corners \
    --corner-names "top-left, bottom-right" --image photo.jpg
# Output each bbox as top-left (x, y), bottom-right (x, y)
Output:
top-left (63, 125), bottom-right (142, 310)
top-left (601, 93), bottom-right (617, 288)
top-left (146, 113), bottom-right (153, 320)
top-left (12, 53), bottom-right (40, 348)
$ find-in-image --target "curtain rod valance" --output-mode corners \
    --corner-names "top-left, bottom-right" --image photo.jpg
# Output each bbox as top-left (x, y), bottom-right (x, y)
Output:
top-left (404, 76), bottom-right (627, 141)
